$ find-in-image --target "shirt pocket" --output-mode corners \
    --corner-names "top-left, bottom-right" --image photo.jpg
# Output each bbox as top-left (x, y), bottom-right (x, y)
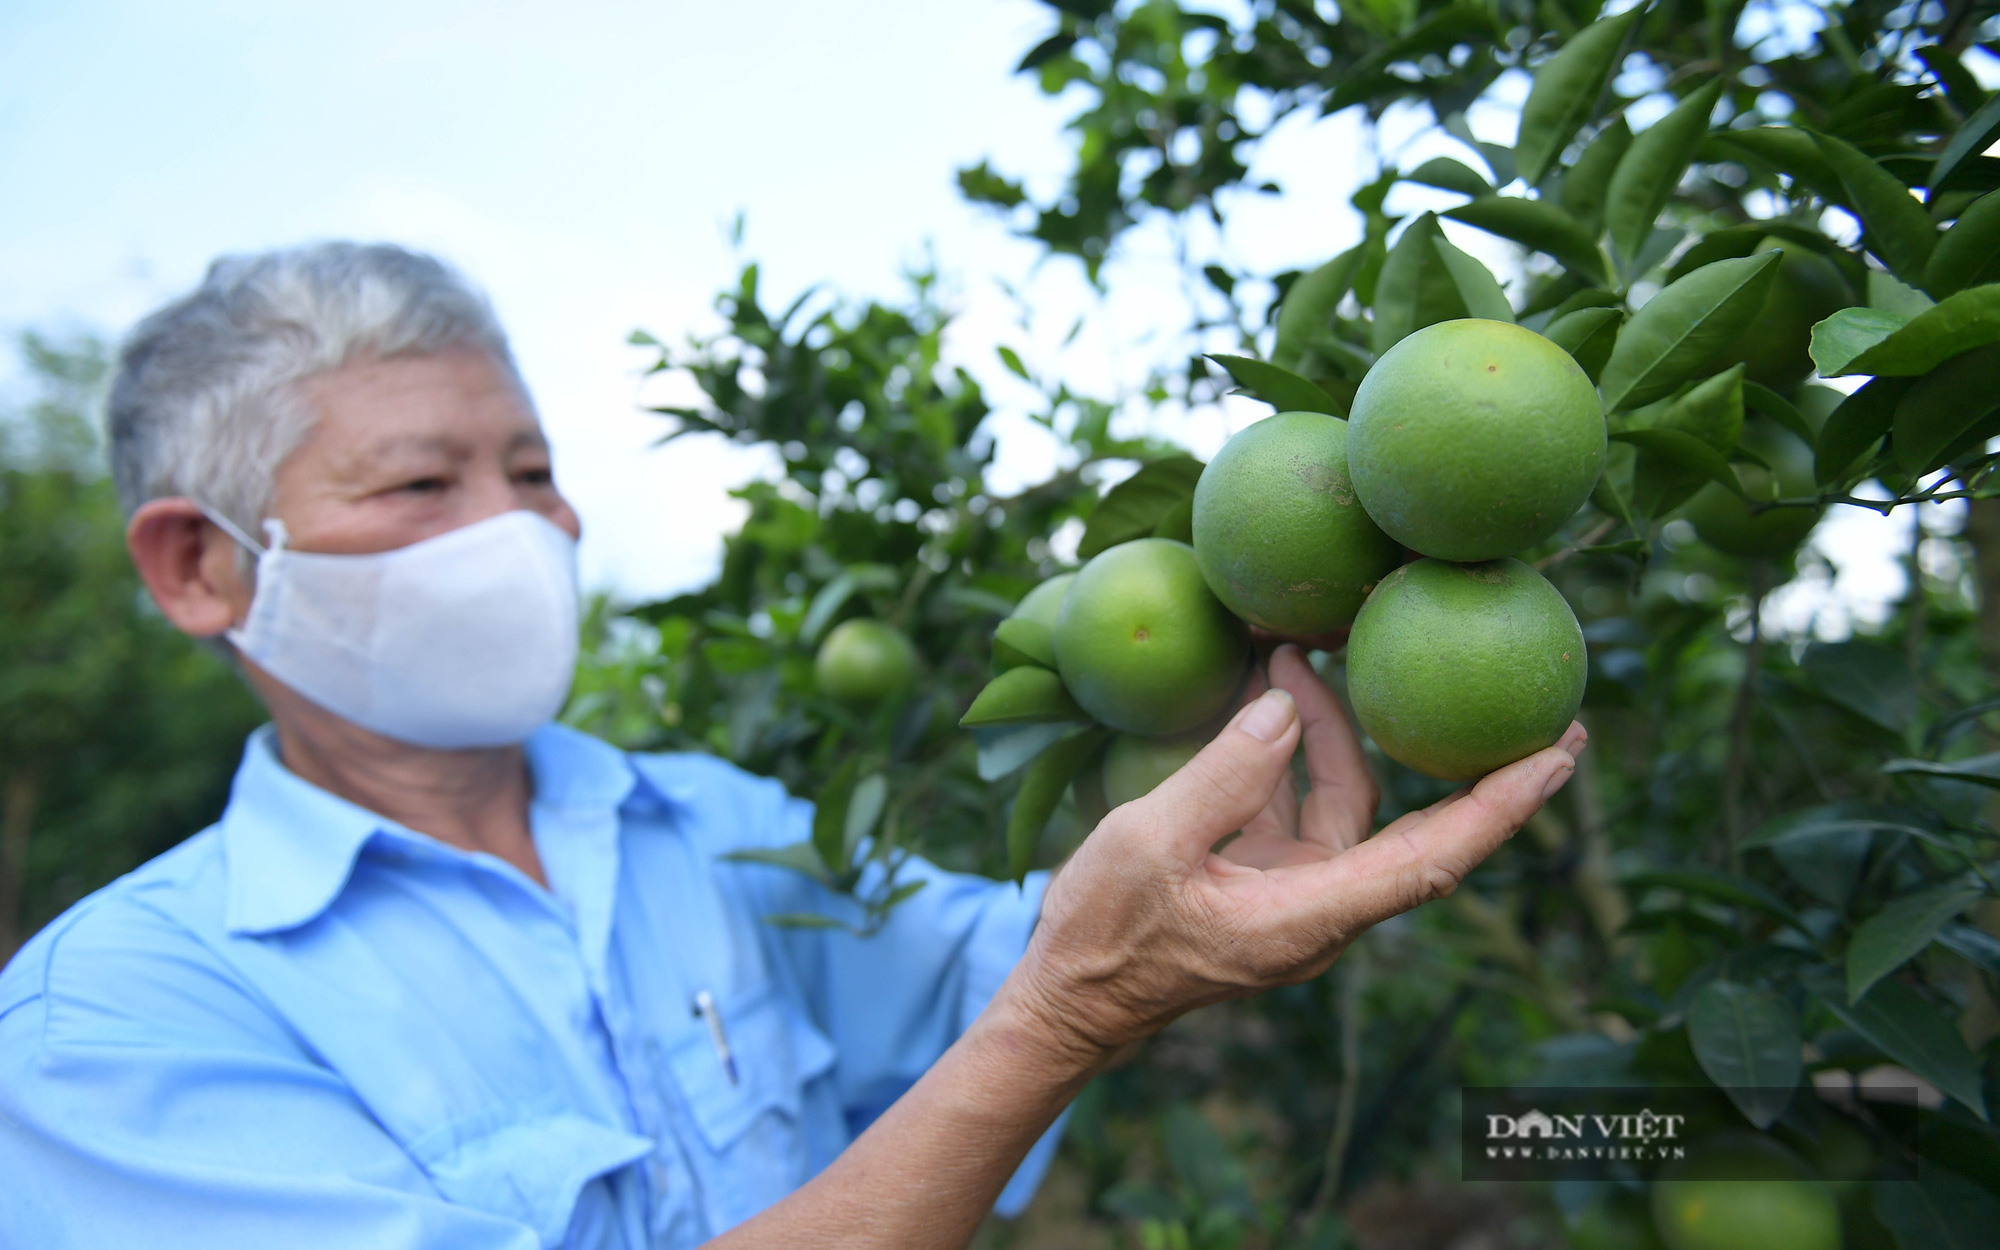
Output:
top-left (405, 1102), bottom-right (652, 1248)
top-left (657, 979), bottom-right (837, 1223)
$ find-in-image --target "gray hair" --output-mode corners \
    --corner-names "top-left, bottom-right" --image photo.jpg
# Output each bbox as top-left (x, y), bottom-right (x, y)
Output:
top-left (107, 242), bottom-right (521, 535)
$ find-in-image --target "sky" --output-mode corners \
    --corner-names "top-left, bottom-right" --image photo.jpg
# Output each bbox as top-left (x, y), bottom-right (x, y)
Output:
top-left (0, 0), bottom-right (1947, 636)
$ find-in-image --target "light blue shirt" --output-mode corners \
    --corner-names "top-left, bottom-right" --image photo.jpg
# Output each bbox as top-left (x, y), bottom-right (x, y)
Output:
top-left (0, 724), bottom-right (1060, 1247)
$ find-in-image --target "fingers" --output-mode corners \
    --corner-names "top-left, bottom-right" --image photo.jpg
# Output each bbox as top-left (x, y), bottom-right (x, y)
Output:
top-left (1265, 645), bottom-right (1378, 851)
top-left (1132, 687), bottom-right (1302, 863)
top-left (1267, 738), bottom-right (1580, 938)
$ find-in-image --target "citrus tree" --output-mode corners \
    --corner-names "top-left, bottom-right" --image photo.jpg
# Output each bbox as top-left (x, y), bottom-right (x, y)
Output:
top-left (589, 3), bottom-right (2000, 1244)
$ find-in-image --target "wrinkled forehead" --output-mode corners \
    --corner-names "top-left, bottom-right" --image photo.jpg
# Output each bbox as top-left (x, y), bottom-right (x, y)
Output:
top-left (285, 348), bottom-right (546, 480)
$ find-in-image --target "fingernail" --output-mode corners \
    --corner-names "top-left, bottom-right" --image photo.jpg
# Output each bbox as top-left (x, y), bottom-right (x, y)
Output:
top-left (1540, 755), bottom-right (1576, 801)
top-left (1239, 688), bottom-right (1297, 742)
top-left (1558, 723), bottom-right (1588, 755)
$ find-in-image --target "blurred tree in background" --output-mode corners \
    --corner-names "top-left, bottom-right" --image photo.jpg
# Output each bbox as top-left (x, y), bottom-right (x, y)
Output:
top-left (0, 334), bottom-right (261, 961)
top-left (597, 1), bottom-right (2000, 1247)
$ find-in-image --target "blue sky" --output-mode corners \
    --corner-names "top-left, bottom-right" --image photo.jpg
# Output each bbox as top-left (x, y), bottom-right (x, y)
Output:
top-left (0, 0), bottom-right (1944, 634)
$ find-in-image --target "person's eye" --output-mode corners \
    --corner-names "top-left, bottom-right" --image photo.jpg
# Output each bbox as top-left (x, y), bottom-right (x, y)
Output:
top-left (398, 476), bottom-right (449, 495)
top-left (515, 467), bottom-right (555, 488)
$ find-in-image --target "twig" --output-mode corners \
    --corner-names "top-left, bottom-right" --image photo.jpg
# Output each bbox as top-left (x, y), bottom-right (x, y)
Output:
top-left (1307, 943), bottom-right (1368, 1221)
top-left (1721, 567), bottom-right (1770, 873)
top-left (1534, 517), bottom-right (1620, 570)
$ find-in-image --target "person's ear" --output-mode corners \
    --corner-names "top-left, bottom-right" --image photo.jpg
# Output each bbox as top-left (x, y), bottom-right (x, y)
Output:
top-left (126, 498), bottom-right (254, 637)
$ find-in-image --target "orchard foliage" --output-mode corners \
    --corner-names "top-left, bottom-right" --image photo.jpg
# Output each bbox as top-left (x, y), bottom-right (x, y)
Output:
top-left (592, 1), bottom-right (2000, 1244)
top-left (0, 336), bottom-right (262, 961)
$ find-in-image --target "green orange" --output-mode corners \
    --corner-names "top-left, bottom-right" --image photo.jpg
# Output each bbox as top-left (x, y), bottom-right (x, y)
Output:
top-left (1345, 558), bottom-right (1585, 780)
top-left (1054, 538), bottom-right (1250, 735)
top-left (1683, 419), bottom-right (1822, 560)
top-left (1347, 318), bottom-right (1606, 561)
top-left (814, 619), bottom-right (919, 706)
top-left (1651, 1135), bottom-right (1840, 1250)
top-left (1102, 727), bottom-right (1214, 806)
top-left (1713, 242), bottom-right (1852, 394)
top-left (1192, 411), bottom-right (1402, 636)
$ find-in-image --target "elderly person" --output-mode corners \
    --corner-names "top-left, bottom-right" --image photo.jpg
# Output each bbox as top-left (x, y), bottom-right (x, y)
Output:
top-left (0, 243), bottom-right (1584, 1249)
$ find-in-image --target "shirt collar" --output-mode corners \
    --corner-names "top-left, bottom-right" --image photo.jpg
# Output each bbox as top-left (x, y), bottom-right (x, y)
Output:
top-left (220, 723), bottom-right (642, 937)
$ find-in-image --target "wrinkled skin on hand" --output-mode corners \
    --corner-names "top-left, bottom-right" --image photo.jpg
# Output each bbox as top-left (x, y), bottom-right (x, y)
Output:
top-left (1016, 644), bottom-right (1585, 1058)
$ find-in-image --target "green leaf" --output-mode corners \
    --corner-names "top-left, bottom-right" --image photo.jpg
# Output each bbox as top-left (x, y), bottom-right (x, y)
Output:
top-left (1591, 469), bottom-right (1639, 532)
top-left (1847, 882), bottom-right (1986, 1003)
top-left (997, 345), bottom-right (1030, 379)
top-left (1432, 235), bottom-right (1514, 322)
top-left (1873, 1165), bottom-right (2000, 1250)
top-left (1870, 269), bottom-right (1936, 318)
top-left (959, 666), bottom-right (1085, 727)
top-left (993, 616), bottom-right (1057, 671)
top-left (1686, 980), bottom-right (1802, 1129)
top-left (1598, 252), bottom-right (1782, 411)
top-left (1808, 306), bottom-right (1914, 376)
top-left (1612, 428), bottom-right (1744, 504)
top-left (1560, 119), bottom-right (1633, 236)
top-left (1892, 343), bottom-right (2000, 474)
top-left (842, 772), bottom-right (888, 864)
top-left (1812, 132), bottom-right (1939, 285)
top-left (1916, 46), bottom-right (1990, 120)
top-left (1542, 306), bottom-right (1621, 383)
top-left (1514, 6), bottom-right (1647, 186)
top-left (812, 758), bottom-right (861, 875)
top-left (1881, 751), bottom-right (2000, 788)
top-left (1007, 727), bottom-right (1108, 882)
top-left (799, 564), bottom-right (901, 644)
top-left (1926, 194), bottom-right (2000, 297)
top-left (1206, 354), bottom-right (1345, 417)
top-left (1623, 868), bottom-right (1805, 931)
top-left (1937, 923), bottom-right (2000, 974)
top-left (1804, 967), bottom-right (1988, 1119)
top-left (1403, 157), bottom-right (1491, 197)
top-left (1631, 366), bottom-right (1747, 517)
top-left (1742, 382), bottom-right (1819, 450)
top-left (1816, 376), bottom-right (1915, 485)
top-left (1444, 196), bottom-right (1608, 284)
top-left (1802, 640), bottom-right (1916, 733)
top-left (1931, 92), bottom-right (2000, 197)
top-left (1833, 285), bottom-right (2000, 377)
top-left (973, 720), bottom-right (1087, 781)
top-left (1272, 249), bottom-right (1362, 371)
top-left (720, 839), bottom-right (835, 887)
top-left (1704, 127), bottom-right (1843, 201)
top-left (1078, 455), bottom-right (1207, 558)
top-left (1745, 802), bottom-right (1897, 908)
top-left (1163, 1103), bottom-right (1254, 1212)
top-left (1151, 496), bottom-right (1194, 543)
top-left (1371, 213), bottom-right (1478, 353)
top-left (1606, 78), bottom-right (1725, 262)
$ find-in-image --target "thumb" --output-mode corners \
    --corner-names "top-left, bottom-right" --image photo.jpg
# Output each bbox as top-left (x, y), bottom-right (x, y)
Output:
top-left (1127, 688), bottom-right (1302, 861)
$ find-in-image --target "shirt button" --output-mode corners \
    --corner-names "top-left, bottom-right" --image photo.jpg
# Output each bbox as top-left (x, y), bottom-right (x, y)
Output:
top-left (650, 1159), bottom-right (672, 1194)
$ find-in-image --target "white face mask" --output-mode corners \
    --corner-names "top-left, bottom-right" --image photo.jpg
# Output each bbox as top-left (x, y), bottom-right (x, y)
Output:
top-left (201, 506), bottom-right (581, 749)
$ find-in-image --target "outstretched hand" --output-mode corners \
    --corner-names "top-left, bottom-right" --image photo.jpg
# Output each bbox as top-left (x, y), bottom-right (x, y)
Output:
top-left (1015, 643), bottom-right (1585, 1057)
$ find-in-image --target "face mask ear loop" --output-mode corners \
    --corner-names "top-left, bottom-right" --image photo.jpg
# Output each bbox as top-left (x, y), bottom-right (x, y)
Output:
top-left (190, 500), bottom-right (272, 558)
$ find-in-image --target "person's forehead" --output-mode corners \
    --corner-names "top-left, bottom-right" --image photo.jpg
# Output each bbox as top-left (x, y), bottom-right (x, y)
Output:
top-left (300, 351), bottom-right (544, 456)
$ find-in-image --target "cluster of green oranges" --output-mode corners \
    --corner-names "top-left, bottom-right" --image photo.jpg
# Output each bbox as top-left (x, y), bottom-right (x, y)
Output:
top-left (1040, 318), bottom-right (1603, 795)
top-left (817, 311), bottom-right (1830, 802)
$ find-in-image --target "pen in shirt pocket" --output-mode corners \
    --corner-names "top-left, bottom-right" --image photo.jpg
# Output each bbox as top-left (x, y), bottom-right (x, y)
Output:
top-left (692, 989), bottom-right (739, 1085)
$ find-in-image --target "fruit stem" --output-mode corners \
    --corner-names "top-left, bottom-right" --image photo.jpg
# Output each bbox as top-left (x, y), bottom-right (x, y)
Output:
top-left (1721, 566), bottom-right (1769, 874)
